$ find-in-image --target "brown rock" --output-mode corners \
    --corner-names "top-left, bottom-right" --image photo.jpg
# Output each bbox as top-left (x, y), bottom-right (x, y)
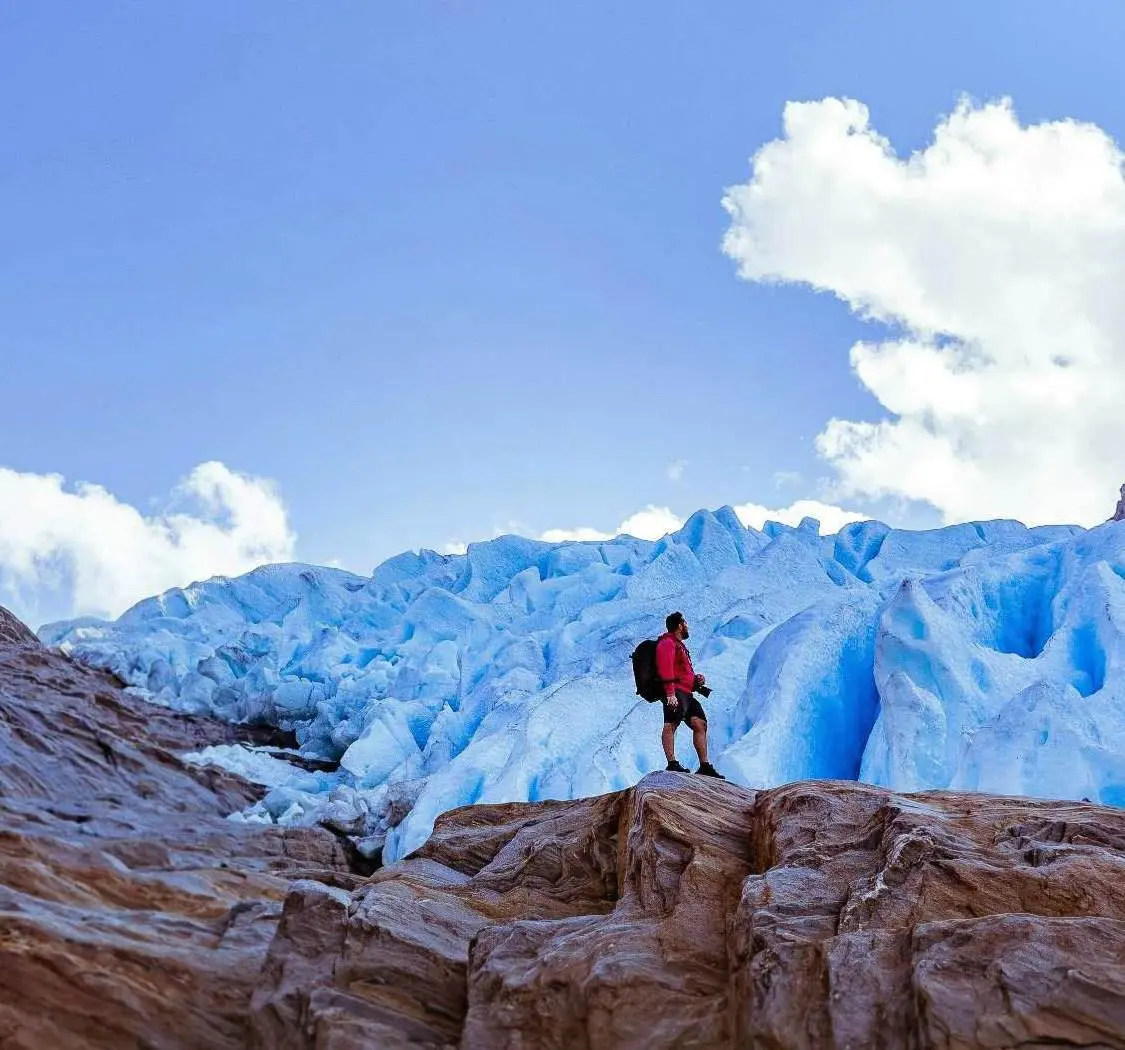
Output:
top-left (254, 779), bottom-right (1125, 1049)
top-left (0, 607), bottom-right (37, 648)
top-left (1111, 483), bottom-right (1125, 522)
top-left (0, 606), bottom-right (355, 1049)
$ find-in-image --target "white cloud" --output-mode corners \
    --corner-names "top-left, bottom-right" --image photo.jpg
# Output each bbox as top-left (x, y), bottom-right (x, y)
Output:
top-left (0, 461), bottom-right (295, 624)
top-left (616, 505), bottom-right (684, 540)
top-left (539, 505), bottom-right (684, 544)
top-left (723, 96), bottom-right (1125, 527)
top-left (666, 459), bottom-right (687, 482)
top-left (733, 499), bottom-right (867, 534)
top-left (537, 526), bottom-right (612, 544)
top-left (534, 499), bottom-right (866, 545)
top-left (451, 496), bottom-right (867, 554)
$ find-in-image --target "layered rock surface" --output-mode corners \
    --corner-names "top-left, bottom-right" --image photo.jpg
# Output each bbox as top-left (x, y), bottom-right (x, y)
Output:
top-left (253, 775), bottom-right (1125, 1049)
top-left (0, 606), bottom-right (355, 1049)
top-left (3, 604), bottom-right (1125, 1048)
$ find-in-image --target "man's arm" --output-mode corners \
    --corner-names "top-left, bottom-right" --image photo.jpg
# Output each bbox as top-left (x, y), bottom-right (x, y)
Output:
top-left (655, 636), bottom-right (677, 702)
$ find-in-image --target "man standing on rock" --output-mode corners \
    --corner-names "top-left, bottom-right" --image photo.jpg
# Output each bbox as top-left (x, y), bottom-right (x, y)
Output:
top-left (656, 612), bottom-right (724, 778)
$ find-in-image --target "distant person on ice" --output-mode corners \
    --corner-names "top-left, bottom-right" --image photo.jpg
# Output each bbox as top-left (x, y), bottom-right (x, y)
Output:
top-left (657, 612), bottom-right (724, 778)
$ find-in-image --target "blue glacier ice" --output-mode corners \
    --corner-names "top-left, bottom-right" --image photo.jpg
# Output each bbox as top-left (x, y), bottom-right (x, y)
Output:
top-left (43, 507), bottom-right (1125, 862)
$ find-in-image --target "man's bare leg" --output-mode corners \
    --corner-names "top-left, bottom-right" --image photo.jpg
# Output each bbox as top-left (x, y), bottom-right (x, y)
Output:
top-left (661, 723), bottom-right (677, 762)
top-left (690, 716), bottom-right (709, 765)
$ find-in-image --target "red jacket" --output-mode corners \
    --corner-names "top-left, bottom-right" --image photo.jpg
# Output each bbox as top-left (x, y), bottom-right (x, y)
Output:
top-left (655, 632), bottom-right (696, 698)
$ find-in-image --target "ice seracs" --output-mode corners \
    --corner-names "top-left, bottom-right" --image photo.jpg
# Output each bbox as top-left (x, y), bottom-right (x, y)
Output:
top-left (45, 507), bottom-right (1125, 861)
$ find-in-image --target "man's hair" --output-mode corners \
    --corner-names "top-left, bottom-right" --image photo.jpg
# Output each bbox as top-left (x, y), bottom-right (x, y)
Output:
top-left (666, 611), bottom-right (685, 633)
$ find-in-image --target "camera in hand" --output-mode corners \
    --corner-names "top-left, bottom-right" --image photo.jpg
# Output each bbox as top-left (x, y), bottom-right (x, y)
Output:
top-left (696, 684), bottom-right (712, 697)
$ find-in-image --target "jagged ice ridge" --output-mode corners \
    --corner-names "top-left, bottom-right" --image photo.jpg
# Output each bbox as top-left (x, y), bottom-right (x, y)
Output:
top-left (42, 508), bottom-right (1125, 862)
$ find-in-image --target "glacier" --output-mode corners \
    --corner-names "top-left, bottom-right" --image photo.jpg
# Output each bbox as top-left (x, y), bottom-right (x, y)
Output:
top-left (41, 507), bottom-right (1125, 862)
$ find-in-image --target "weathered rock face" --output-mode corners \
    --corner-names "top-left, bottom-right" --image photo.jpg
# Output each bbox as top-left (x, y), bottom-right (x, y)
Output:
top-left (3, 604), bottom-right (1125, 1048)
top-left (1112, 483), bottom-right (1125, 521)
top-left (0, 606), bottom-right (355, 1050)
top-left (253, 777), bottom-right (1125, 1049)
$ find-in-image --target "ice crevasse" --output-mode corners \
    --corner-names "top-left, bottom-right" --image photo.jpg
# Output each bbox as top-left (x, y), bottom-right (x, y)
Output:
top-left (42, 508), bottom-right (1125, 861)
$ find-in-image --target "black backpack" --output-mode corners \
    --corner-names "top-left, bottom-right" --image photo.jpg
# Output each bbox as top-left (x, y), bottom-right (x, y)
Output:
top-left (631, 639), bottom-right (665, 702)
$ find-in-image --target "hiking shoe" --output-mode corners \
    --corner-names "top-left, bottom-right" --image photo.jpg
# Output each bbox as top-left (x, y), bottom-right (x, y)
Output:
top-left (696, 763), bottom-right (725, 779)
top-left (665, 760), bottom-right (690, 773)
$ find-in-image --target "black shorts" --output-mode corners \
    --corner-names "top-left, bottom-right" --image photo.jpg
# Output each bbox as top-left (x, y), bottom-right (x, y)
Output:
top-left (662, 689), bottom-right (707, 727)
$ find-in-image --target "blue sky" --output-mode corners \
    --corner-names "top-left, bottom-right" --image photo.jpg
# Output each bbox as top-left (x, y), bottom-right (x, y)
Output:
top-left (4, 1), bottom-right (1125, 623)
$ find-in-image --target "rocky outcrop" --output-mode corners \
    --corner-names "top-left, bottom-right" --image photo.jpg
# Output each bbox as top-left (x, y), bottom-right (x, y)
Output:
top-left (0, 606), bottom-right (355, 1050)
top-left (1112, 484), bottom-right (1125, 521)
top-left (252, 778), bottom-right (1125, 1049)
top-left (2, 604), bottom-right (1125, 1048)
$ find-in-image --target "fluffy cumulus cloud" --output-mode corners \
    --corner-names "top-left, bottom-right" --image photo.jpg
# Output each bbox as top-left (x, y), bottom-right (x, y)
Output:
top-left (723, 96), bottom-right (1125, 527)
top-left (539, 505), bottom-right (684, 544)
top-left (0, 461), bottom-right (295, 624)
top-left (732, 499), bottom-right (866, 534)
top-left (533, 499), bottom-right (862, 546)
